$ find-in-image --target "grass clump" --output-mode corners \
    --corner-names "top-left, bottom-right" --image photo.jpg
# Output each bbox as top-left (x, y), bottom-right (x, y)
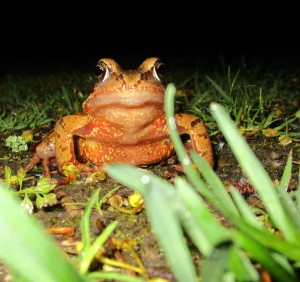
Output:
top-left (0, 73), bottom-right (90, 131)
top-left (0, 183), bottom-right (146, 282)
top-left (176, 67), bottom-right (300, 141)
top-left (106, 83), bottom-right (300, 282)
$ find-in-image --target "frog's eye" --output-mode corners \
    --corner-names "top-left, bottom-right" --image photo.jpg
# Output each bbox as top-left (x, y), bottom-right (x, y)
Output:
top-left (94, 61), bottom-right (110, 84)
top-left (152, 60), bottom-right (166, 82)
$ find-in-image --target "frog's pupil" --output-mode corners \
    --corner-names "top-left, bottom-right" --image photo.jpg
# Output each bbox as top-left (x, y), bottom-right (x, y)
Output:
top-left (94, 65), bottom-right (104, 77)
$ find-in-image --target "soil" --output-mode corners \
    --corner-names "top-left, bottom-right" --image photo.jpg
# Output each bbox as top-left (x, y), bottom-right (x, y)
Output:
top-left (0, 126), bottom-right (299, 281)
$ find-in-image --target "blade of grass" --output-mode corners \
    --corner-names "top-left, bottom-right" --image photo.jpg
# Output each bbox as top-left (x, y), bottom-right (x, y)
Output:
top-left (274, 185), bottom-right (300, 231)
top-left (200, 245), bottom-right (230, 282)
top-left (227, 245), bottom-right (260, 281)
top-left (165, 83), bottom-right (239, 218)
top-left (206, 75), bottom-right (232, 103)
top-left (77, 188), bottom-right (118, 274)
top-left (209, 102), bottom-right (300, 242)
top-left (106, 164), bottom-right (197, 282)
top-left (233, 231), bottom-right (297, 281)
top-left (190, 150), bottom-right (239, 216)
top-left (95, 185), bottom-right (121, 214)
top-left (0, 182), bottom-right (86, 282)
top-left (279, 150), bottom-right (292, 191)
top-left (164, 83), bottom-right (202, 188)
top-left (175, 177), bottom-right (230, 255)
top-left (190, 149), bottom-right (300, 260)
top-left (80, 188), bottom-right (100, 251)
top-left (229, 186), bottom-right (262, 228)
top-left (78, 220), bottom-right (118, 274)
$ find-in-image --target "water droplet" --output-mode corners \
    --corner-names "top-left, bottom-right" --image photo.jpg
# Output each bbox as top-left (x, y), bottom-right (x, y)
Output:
top-left (141, 175), bottom-right (150, 184)
top-left (168, 117), bottom-right (176, 129)
top-left (210, 102), bottom-right (217, 111)
top-left (183, 158), bottom-right (190, 166)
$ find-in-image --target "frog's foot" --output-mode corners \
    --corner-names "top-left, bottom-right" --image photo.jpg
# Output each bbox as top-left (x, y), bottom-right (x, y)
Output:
top-left (59, 162), bottom-right (106, 177)
top-left (24, 154), bottom-right (40, 173)
top-left (24, 154), bottom-right (52, 178)
top-left (175, 113), bottom-right (214, 168)
top-left (79, 164), bottom-right (106, 176)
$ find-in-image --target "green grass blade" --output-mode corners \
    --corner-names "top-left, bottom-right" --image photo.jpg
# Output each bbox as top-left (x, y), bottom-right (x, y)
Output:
top-left (0, 182), bottom-right (86, 282)
top-left (80, 188), bottom-right (100, 250)
top-left (186, 168), bottom-right (232, 216)
top-left (235, 220), bottom-right (300, 261)
top-left (227, 245), bottom-right (260, 281)
top-left (229, 186), bottom-right (262, 228)
top-left (200, 245), bottom-right (230, 282)
top-left (96, 185), bottom-right (120, 214)
top-left (77, 189), bottom-right (119, 274)
top-left (298, 164), bottom-right (300, 191)
top-left (106, 164), bottom-right (197, 282)
top-left (164, 83), bottom-right (202, 186)
top-left (233, 231), bottom-right (297, 281)
top-left (279, 150), bottom-right (292, 191)
top-left (190, 151), bottom-right (239, 217)
top-left (175, 177), bottom-right (230, 255)
top-left (274, 186), bottom-right (300, 230)
top-left (209, 102), bottom-right (300, 242)
top-left (206, 75), bottom-right (232, 103)
top-left (78, 221), bottom-right (118, 274)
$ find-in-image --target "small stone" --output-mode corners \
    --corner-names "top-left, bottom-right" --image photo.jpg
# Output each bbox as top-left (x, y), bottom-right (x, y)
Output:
top-left (270, 151), bottom-right (281, 160)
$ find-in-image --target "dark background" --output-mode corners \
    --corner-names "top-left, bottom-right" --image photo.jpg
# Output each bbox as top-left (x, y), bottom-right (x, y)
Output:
top-left (1, 10), bottom-right (300, 76)
top-left (2, 34), bottom-right (299, 75)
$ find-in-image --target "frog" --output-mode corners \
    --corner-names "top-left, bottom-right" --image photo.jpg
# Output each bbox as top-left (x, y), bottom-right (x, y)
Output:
top-left (24, 57), bottom-right (214, 177)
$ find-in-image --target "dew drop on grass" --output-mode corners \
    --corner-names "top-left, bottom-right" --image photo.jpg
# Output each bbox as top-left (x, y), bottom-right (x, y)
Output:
top-left (168, 117), bottom-right (176, 129)
top-left (182, 158), bottom-right (190, 166)
top-left (141, 175), bottom-right (150, 184)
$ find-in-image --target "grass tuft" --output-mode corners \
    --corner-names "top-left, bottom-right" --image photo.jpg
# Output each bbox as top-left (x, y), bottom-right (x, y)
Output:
top-left (106, 83), bottom-right (300, 281)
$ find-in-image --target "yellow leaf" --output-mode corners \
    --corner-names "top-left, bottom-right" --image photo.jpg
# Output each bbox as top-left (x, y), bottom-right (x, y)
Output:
top-left (21, 130), bottom-right (34, 142)
top-left (62, 163), bottom-right (81, 177)
top-left (84, 171), bottom-right (107, 183)
top-left (278, 135), bottom-right (292, 146)
top-left (262, 128), bottom-right (278, 137)
top-left (128, 192), bottom-right (144, 208)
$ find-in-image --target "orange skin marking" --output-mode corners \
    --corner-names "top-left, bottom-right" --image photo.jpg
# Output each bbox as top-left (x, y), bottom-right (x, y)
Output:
top-left (24, 58), bottom-right (214, 177)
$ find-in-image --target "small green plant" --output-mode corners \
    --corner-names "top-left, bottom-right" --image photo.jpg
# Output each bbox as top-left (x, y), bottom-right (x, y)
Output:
top-left (4, 166), bottom-right (58, 213)
top-left (0, 183), bottom-right (146, 282)
top-left (0, 180), bottom-right (86, 282)
top-left (106, 83), bottom-right (300, 282)
top-left (5, 135), bottom-right (28, 152)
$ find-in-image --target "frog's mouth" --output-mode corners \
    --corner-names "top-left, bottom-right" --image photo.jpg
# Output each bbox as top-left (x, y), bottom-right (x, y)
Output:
top-left (83, 91), bottom-right (164, 111)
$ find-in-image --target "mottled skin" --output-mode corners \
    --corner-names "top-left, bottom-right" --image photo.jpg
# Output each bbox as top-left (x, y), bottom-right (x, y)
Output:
top-left (24, 58), bottom-right (214, 177)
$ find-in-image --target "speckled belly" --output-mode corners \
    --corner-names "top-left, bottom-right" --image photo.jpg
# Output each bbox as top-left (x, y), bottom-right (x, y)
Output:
top-left (77, 138), bottom-right (174, 166)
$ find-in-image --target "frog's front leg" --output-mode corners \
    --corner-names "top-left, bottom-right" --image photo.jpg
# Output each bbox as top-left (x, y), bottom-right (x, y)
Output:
top-left (55, 114), bottom-right (90, 173)
top-left (24, 131), bottom-right (56, 177)
top-left (175, 113), bottom-right (214, 168)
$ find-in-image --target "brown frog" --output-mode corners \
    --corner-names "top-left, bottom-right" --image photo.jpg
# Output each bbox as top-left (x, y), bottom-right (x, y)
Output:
top-left (24, 58), bottom-right (214, 177)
